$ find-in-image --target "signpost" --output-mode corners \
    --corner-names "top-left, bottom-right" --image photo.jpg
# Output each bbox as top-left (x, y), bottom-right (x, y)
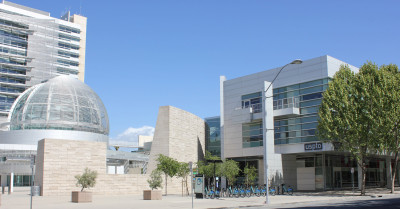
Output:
top-left (30, 156), bottom-right (35, 209)
top-left (189, 162), bottom-right (193, 209)
top-left (351, 167), bottom-right (355, 193)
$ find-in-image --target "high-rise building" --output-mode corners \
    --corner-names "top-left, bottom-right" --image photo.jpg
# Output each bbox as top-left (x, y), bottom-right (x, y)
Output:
top-left (0, 1), bottom-right (87, 127)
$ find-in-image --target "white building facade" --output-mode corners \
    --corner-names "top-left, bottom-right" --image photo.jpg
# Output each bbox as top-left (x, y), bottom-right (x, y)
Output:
top-left (220, 55), bottom-right (397, 190)
top-left (0, 0), bottom-right (87, 127)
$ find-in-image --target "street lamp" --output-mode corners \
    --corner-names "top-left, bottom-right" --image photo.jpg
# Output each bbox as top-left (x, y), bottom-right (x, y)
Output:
top-left (263, 59), bottom-right (302, 205)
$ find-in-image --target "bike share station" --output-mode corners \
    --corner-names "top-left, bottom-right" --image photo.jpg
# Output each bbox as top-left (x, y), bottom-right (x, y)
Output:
top-left (194, 174), bottom-right (204, 198)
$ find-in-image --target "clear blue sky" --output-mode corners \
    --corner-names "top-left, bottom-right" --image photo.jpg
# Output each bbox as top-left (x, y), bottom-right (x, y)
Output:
top-left (10, 0), bottom-right (400, 140)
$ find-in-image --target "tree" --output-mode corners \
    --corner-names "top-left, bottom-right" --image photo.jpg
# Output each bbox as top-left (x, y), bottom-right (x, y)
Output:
top-left (197, 151), bottom-right (221, 189)
top-left (243, 164), bottom-right (257, 187)
top-left (177, 162), bottom-right (190, 196)
top-left (317, 63), bottom-right (383, 195)
top-left (156, 154), bottom-right (180, 196)
top-left (75, 167), bottom-right (98, 192)
top-left (147, 169), bottom-right (163, 190)
top-left (221, 159), bottom-right (240, 187)
top-left (377, 64), bottom-right (400, 193)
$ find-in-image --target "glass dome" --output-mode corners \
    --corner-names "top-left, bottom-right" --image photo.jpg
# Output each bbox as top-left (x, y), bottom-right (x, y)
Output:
top-left (9, 75), bottom-right (109, 135)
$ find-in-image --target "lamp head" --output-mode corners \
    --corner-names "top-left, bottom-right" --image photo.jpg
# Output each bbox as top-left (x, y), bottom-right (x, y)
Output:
top-left (290, 59), bottom-right (303, 65)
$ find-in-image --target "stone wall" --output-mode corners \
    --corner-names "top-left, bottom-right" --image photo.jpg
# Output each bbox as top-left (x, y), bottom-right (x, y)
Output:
top-left (147, 106), bottom-right (206, 173)
top-left (35, 139), bottom-right (185, 196)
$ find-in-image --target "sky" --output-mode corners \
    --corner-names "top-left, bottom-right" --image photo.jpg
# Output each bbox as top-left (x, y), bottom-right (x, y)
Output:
top-left (9, 0), bottom-right (400, 144)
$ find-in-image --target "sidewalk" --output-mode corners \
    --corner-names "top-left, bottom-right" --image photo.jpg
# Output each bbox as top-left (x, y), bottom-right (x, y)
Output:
top-left (1, 187), bottom-right (399, 209)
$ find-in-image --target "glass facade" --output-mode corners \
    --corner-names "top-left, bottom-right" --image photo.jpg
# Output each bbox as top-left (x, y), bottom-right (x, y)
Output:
top-left (274, 78), bottom-right (329, 145)
top-left (241, 92), bottom-right (262, 113)
top-left (9, 76), bottom-right (109, 135)
top-left (6, 175), bottom-right (33, 186)
top-left (240, 78), bottom-right (329, 148)
top-left (242, 120), bottom-right (263, 148)
top-left (205, 117), bottom-right (221, 157)
top-left (295, 154), bottom-right (398, 190)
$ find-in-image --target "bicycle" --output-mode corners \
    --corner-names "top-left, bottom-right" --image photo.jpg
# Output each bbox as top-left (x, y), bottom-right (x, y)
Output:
top-left (245, 186), bottom-right (252, 197)
top-left (230, 186), bottom-right (240, 198)
top-left (252, 185), bottom-right (261, 197)
top-left (204, 187), bottom-right (215, 199)
top-left (215, 189), bottom-right (221, 199)
top-left (269, 186), bottom-right (276, 196)
top-left (260, 185), bottom-right (267, 196)
top-left (239, 186), bottom-right (246, 198)
top-left (282, 184), bottom-right (293, 195)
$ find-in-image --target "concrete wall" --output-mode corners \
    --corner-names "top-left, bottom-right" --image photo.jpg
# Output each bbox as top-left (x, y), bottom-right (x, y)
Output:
top-left (71, 14), bottom-right (87, 82)
top-left (147, 106), bottom-right (206, 173)
top-left (35, 139), bottom-right (184, 196)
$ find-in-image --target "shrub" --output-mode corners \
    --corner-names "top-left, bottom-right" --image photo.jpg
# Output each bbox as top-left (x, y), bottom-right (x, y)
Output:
top-left (147, 169), bottom-right (163, 190)
top-left (75, 168), bottom-right (98, 192)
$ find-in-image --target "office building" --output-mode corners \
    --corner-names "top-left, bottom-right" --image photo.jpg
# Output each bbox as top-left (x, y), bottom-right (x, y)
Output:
top-left (0, 0), bottom-right (87, 127)
top-left (220, 55), bottom-right (396, 190)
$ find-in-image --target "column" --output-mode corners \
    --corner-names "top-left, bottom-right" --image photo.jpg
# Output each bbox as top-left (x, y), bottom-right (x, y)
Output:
top-left (0, 174), bottom-right (7, 187)
top-left (262, 81), bottom-right (283, 185)
top-left (10, 172), bottom-right (13, 193)
top-left (386, 157), bottom-right (392, 189)
top-left (357, 164), bottom-right (362, 189)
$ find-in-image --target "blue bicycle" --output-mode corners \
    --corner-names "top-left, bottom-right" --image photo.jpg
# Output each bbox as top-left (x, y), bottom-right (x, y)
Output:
top-left (269, 186), bottom-right (276, 196)
top-left (282, 184), bottom-right (293, 195)
top-left (205, 187), bottom-right (215, 199)
top-left (252, 186), bottom-right (261, 197)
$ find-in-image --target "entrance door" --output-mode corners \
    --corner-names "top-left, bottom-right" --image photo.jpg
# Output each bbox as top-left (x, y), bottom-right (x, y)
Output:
top-left (333, 168), bottom-right (342, 189)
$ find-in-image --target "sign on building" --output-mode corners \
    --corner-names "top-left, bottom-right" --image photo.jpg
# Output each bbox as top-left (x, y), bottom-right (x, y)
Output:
top-left (304, 142), bottom-right (323, 151)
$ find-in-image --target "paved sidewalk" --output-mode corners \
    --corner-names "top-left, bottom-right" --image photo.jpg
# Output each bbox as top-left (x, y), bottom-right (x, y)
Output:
top-left (1, 188), bottom-right (400, 209)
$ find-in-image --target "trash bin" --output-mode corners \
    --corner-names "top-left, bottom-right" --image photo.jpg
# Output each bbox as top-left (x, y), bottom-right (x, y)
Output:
top-left (31, 186), bottom-right (40, 196)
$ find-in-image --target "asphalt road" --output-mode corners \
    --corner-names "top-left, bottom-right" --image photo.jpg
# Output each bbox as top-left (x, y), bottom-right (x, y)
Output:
top-left (246, 196), bottom-right (400, 209)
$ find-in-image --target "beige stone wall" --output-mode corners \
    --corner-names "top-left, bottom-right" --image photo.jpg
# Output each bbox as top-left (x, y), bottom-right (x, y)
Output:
top-left (35, 139), bottom-right (185, 196)
top-left (147, 106), bottom-right (206, 173)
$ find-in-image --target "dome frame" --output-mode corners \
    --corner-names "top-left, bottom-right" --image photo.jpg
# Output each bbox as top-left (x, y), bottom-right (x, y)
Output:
top-left (8, 76), bottom-right (109, 135)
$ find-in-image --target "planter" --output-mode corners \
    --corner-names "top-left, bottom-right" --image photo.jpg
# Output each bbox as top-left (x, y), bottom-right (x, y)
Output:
top-left (143, 190), bottom-right (162, 200)
top-left (72, 191), bottom-right (92, 203)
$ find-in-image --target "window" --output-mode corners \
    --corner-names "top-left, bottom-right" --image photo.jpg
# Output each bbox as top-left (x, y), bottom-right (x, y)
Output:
top-left (243, 121), bottom-right (263, 148)
top-left (241, 92), bottom-right (262, 113)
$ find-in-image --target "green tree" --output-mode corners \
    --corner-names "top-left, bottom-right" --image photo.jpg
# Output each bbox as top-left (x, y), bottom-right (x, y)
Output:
top-left (318, 63), bottom-right (383, 195)
top-left (377, 64), bottom-right (400, 193)
top-left (147, 169), bottom-right (163, 190)
top-left (75, 167), bottom-right (98, 192)
top-left (177, 162), bottom-right (190, 196)
top-left (243, 164), bottom-right (257, 187)
top-left (156, 154), bottom-right (180, 196)
top-left (221, 159), bottom-right (240, 187)
top-left (197, 151), bottom-right (222, 188)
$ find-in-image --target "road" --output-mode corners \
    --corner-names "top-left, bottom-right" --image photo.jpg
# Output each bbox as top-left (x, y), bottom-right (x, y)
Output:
top-left (246, 196), bottom-right (400, 209)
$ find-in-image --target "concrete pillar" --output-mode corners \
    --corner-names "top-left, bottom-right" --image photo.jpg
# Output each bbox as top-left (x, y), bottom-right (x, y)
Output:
top-left (10, 173), bottom-right (13, 193)
top-left (0, 174), bottom-right (7, 187)
top-left (262, 81), bottom-right (283, 187)
top-left (379, 160), bottom-right (385, 187)
top-left (386, 157), bottom-right (392, 189)
top-left (258, 159), bottom-right (264, 186)
top-left (357, 164), bottom-right (362, 189)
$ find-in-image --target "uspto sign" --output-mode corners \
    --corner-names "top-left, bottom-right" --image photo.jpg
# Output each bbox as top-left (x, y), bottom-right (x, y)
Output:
top-left (304, 142), bottom-right (323, 151)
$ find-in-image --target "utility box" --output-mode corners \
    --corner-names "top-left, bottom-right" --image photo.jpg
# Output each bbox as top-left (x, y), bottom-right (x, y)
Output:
top-left (31, 186), bottom-right (40, 196)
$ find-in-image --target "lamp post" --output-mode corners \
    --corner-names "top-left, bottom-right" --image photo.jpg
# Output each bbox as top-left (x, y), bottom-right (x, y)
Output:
top-left (263, 59), bottom-right (302, 205)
